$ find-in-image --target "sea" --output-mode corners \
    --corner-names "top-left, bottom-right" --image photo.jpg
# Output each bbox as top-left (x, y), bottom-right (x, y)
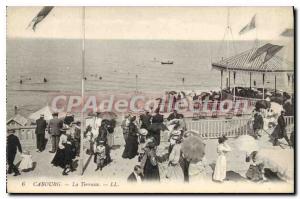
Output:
top-left (6, 39), bottom-right (292, 118)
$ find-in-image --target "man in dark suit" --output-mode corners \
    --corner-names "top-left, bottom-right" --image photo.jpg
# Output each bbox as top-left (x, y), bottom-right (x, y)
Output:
top-left (95, 120), bottom-right (111, 163)
top-left (7, 129), bottom-right (22, 176)
top-left (48, 112), bottom-right (63, 153)
top-left (127, 165), bottom-right (143, 183)
top-left (273, 110), bottom-right (291, 146)
top-left (35, 114), bottom-right (47, 152)
top-left (139, 110), bottom-right (152, 130)
top-left (149, 108), bottom-right (164, 145)
top-left (167, 109), bottom-right (182, 121)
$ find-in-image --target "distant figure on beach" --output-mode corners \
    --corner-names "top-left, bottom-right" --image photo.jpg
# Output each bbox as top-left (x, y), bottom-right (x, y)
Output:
top-left (99, 76), bottom-right (102, 80)
top-left (48, 112), bottom-right (63, 153)
top-left (213, 136), bottom-right (231, 182)
top-left (7, 129), bottom-right (22, 176)
top-left (43, 77), bottom-right (47, 83)
top-left (35, 114), bottom-right (47, 152)
top-left (84, 77), bottom-right (87, 80)
top-left (19, 80), bottom-right (23, 84)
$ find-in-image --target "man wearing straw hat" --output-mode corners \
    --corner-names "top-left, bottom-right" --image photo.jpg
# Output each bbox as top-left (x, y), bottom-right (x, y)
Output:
top-left (48, 112), bottom-right (63, 153)
top-left (35, 114), bottom-right (47, 152)
top-left (7, 129), bottom-right (22, 176)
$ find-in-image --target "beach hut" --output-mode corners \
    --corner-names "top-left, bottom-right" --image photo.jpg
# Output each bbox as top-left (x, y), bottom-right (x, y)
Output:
top-left (28, 105), bottom-right (54, 121)
top-left (7, 114), bottom-right (29, 127)
top-left (212, 43), bottom-right (294, 100)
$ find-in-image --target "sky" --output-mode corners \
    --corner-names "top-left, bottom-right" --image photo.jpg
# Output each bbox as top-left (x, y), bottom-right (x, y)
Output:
top-left (7, 6), bottom-right (294, 41)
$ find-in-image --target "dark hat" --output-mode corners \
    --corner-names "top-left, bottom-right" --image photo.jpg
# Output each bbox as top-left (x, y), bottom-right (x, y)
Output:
top-left (154, 107), bottom-right (160, 114)
top-left (52, 112), bottom-right (58, 116)
top-left (218, 135), bottom-right (228, 143)
top-left (130, 116), bottom-right (136, 122)
top-left (7, 128), bottom-right (15, 134)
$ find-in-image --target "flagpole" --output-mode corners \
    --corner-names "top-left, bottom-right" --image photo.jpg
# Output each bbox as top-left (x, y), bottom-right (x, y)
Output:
top-left (80, 6), bottom-right (86, 176)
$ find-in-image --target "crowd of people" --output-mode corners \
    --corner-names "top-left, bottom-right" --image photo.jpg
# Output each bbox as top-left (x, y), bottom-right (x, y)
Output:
top-left (6, 100), bottom-right (294, 184)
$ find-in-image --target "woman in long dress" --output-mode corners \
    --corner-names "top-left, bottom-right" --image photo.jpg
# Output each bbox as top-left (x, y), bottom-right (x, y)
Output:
top-left (166, 138), bottom-right (184, 182)
top-left (213, 136), bottom-right (231, 182)
top-left (51, 129), bottom-right (75, 175)
top-left (122, 116), bottom-right (139, 159)
top-left (140, 141), bottom-right (160, 182)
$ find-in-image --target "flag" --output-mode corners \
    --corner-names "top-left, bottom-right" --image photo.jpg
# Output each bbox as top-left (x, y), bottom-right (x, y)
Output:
top-left (239, 15), bottom-right (256, 35)
top-left (280, 28), bottom-right (294, 37)
top-left (27, 6), bottom-right (54, 31)
top-left (249, 43), bottom-right (283, 64)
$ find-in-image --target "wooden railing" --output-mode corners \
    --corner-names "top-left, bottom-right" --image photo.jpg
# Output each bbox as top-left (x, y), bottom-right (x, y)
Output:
top-left (185, 117), bottom-right (252, 138)
top-left (7, 126), bottom-right (36, 146)
top-left (7, 116), bottom-right (294, 145)
top-left (285, 116), bottom-right (294, 134)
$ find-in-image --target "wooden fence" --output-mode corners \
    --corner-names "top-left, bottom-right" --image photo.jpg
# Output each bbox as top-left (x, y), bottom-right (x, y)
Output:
top-left (8, 116), bottom-right (294, 146)
top-left (185, 117), bottom-right (252, 138)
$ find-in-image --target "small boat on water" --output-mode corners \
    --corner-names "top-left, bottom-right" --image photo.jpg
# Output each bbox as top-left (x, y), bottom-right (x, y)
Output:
top-left (161, 61), bottom-right (174, 65)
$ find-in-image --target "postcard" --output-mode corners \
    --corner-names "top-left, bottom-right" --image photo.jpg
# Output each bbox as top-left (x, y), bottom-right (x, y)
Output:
top-left (6, 6), bottom-right (294, 193)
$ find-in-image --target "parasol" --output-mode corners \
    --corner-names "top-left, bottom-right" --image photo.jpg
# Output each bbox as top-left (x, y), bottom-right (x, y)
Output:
top-left (256, 149), bottom-right (293, 181)
top-left (99, 111), bottom-right (117, 120)
top-left (234, 135), bottom-right (259, 154)
top-left (181, 135), bottom-right (206, 163)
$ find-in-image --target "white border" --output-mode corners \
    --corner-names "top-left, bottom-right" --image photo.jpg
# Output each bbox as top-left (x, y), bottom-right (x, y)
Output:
top-left (1, 0), bottom-right (299, 198)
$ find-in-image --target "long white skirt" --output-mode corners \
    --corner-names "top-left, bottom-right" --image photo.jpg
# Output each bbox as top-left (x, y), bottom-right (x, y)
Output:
top-left (166, 164), bottom-right (184, 182)
top-left (213, 155), bottom-right (227, 181)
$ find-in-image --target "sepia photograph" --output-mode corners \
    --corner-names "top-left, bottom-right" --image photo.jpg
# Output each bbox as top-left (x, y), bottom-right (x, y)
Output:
top-left (6, 6), bottom-right (294, 193)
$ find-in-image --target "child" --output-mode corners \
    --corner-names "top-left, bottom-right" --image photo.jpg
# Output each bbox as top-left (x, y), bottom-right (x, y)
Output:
top-left (19, 150), bottom-right (33, 172)
top-left (94, 140), bottom-right (106, 171)
top-left (138, 128), bottom-right (148, 162)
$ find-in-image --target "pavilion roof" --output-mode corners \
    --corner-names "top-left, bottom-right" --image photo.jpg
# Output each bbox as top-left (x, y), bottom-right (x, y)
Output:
top-left (212, 43), bottom-right (294, 74)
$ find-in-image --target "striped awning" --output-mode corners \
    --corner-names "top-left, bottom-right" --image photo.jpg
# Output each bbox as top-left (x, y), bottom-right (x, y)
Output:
top-left (212, 44), bottom-right (294, 74)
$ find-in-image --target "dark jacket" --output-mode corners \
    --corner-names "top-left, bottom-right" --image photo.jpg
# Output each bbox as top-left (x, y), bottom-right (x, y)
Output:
top-left (152, 114), bottom-right (164, 124)
top-left (277, 115), bottom-right (286, 131)
top-left (253, 113), bottom-right (264, 130)
top-left (35, 118), bottom-right (47, 134)
top-left (48, 118), bottom-right (63, 136)
top-left (167, 113), bottom-right (183, 121)
top-left (97, 126), bottom-right (108, 144)
top-left (7, 134), bottom-right (22, 156)
top-left (140, 114), bottom-right (152, 129)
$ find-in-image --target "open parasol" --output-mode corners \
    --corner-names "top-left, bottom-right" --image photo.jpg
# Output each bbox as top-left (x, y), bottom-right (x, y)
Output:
top-left (99, 111), bottom-right (117, 120)
top-left (234, 135), bottom-right (259, 154)
top-left (181, 135), bottom-right (206, 163)
top-left (256, 149), bottom-right (293, 181)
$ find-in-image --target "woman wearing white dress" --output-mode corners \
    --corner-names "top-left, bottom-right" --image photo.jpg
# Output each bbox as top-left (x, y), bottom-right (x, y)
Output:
top-left (213, 136), bottom-right (231, 182)
top-left (166, 137), bottom-right (184, 182)
top-left (19, 150), bottom-right (33, 171)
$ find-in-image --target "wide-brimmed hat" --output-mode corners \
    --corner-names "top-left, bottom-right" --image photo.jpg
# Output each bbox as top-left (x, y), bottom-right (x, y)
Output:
top-left (52, 112), bottom-right (58, 116)
top-left (139, 128), bottom-right (148, 136)
top-left (171, 130), bottom-right (181, 136)
top-left (7, 128), bottom-right (15, 134)
top-left (170, 135), bottom-right (181, 141)
top-left (40, 114), bottom-right (44, 117)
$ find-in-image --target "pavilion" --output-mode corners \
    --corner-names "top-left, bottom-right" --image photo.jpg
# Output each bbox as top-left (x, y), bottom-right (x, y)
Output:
top-left (211, 43), bottom-right (294, 100)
